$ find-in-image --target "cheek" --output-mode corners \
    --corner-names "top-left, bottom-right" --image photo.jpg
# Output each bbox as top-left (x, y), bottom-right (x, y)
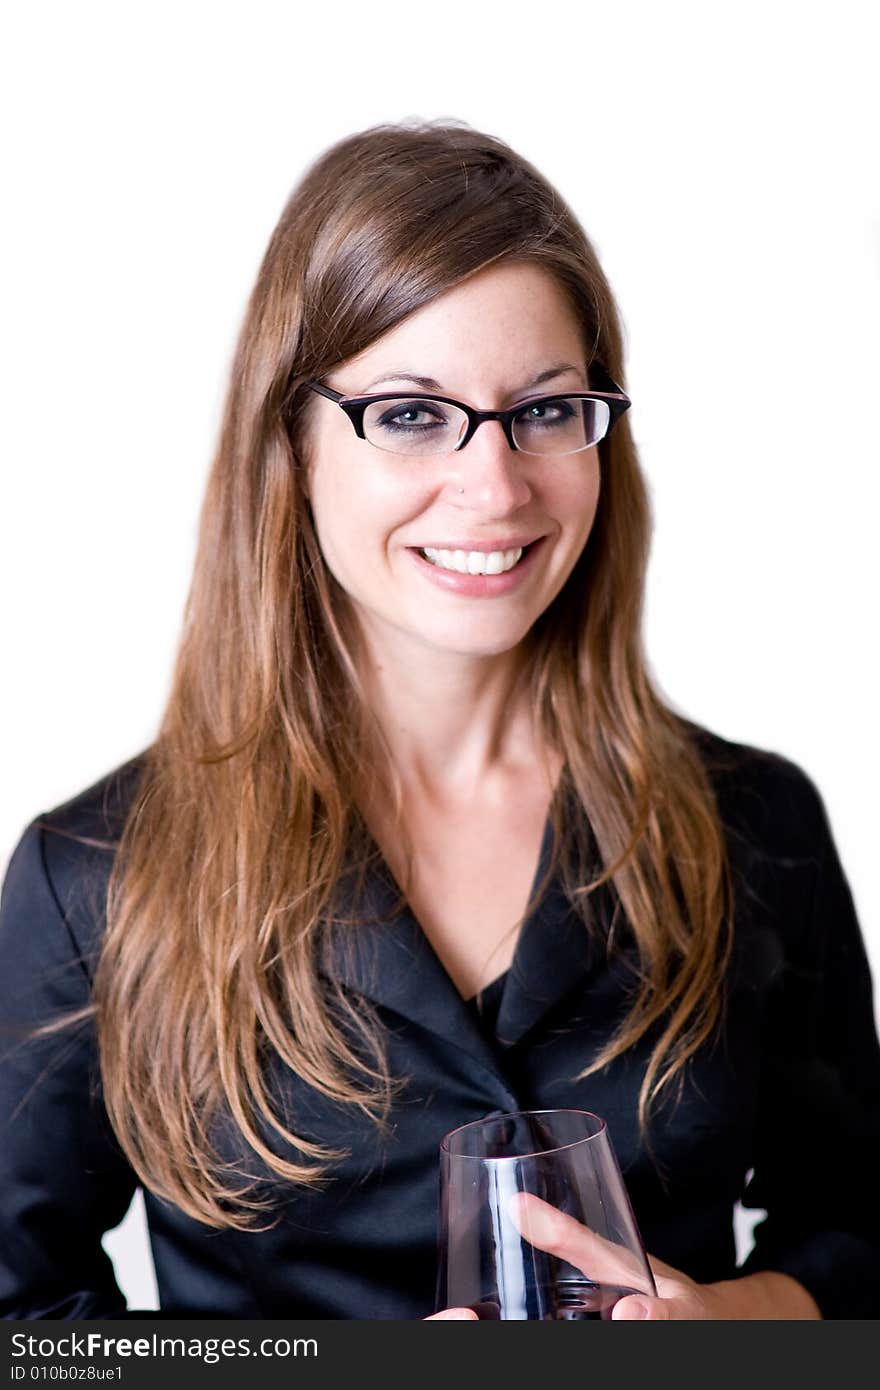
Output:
top-left (309, 471), bottom-right (363, 581)
top-left (557, 454), bottom-right (601, 545)
top-left (304, 439), bottom-right (357, 578)
top-left (307, 446), bottom-right (426, 582)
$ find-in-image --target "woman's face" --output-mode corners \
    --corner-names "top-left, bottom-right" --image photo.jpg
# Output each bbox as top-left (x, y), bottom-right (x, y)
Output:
top-left (304, 261), bottom-right (601, 663)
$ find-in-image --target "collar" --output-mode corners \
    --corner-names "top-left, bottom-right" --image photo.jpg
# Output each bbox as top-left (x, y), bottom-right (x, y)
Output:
top-left (317, 804), bottom-right (610, 1070)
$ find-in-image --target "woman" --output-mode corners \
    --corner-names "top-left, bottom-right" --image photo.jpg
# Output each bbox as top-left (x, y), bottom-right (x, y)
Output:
top-left (1, 119), bottom-right (878, 1321)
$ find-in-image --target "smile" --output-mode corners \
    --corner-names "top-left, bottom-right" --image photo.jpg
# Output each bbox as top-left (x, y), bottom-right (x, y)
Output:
top-left (406, 537), bottom-right (545, 597)
top-left (419, 546), bottom-right (524, 575)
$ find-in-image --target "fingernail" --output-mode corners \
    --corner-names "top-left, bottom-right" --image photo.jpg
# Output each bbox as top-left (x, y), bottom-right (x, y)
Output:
top-left (431, 1308), bottom-right (478, 1320)
top-left (614, 1295), bottom-right (647, 1317)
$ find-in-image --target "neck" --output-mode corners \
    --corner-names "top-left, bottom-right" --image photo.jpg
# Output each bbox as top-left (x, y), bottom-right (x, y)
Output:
top-left (354, 623), bottom-right (551, 806)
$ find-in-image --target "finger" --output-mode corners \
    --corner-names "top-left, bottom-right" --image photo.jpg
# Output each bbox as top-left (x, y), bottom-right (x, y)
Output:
top-left (424, 1308), bottom-right (479, 1320)
top-left (646, 1253), bottom-right (687, 1281)
top-left (613, 1292), bottom-right (709, 1321)
top-left (509, 1192), bottom-right (649, 1290)
top-left (612, 1294), bottom-right (668, 1321)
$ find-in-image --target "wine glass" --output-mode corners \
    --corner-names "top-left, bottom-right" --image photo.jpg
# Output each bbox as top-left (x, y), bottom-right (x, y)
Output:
top-left (436, 1108), bottom-right (656, 1320)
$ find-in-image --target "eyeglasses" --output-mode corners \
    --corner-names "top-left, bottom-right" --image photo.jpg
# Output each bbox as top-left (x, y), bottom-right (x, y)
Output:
top-left (304, 366), bottom-right (631, 459)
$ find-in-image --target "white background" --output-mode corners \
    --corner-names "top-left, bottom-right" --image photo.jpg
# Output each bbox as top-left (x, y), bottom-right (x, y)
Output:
top-left (2, 0), bottom-right (877, 1313)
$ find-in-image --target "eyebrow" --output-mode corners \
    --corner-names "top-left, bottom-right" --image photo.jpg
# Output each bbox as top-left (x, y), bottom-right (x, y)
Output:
top-left (359, 362), bottom-right (587, 398)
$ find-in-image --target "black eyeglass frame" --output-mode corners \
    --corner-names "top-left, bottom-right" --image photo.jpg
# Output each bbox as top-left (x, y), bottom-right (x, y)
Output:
top-left (304, 364), bottom-right (631, 455)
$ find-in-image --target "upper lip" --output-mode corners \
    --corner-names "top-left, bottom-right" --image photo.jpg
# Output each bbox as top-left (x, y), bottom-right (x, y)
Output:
top-left (411, 536), bottom-right (542, 552)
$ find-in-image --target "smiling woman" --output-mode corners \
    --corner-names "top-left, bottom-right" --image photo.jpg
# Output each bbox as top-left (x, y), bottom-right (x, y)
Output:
top-left (302, 263), bottom-right (606, 670)
top-left (1, 118), bottom-right (878, 1322)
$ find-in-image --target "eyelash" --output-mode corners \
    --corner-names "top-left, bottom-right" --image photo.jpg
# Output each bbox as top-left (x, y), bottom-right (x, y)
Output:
top-left (375, 397), bottom-right (575, 432)
top-left (377, 404), bottom-right (449, 432)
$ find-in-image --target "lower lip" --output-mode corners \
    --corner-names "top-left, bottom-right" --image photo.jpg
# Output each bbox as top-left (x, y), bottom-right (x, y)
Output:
top-left (406, 538), bottom-right (547, 597)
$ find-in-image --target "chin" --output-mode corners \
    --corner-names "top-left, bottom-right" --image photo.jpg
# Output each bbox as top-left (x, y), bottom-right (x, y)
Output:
top-left (417, 621), bottom-right (536, 660)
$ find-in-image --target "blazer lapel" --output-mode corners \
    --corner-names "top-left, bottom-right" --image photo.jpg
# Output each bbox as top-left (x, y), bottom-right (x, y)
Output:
top-left (319, 796), bottom-right (609, 1061)
top-left (494, 808), bottom-right (606, 1048)
top-left (317, 853), bottom-right (504, 1076)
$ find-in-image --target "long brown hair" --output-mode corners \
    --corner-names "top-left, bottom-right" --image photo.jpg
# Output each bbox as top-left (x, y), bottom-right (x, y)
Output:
top-left (42, 119), bottom-right (732, 1229)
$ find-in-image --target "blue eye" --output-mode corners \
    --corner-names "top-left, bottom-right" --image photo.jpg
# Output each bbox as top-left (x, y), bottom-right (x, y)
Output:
top-left (376, 401), bottom-right (451, 434)
top-left (514, 398), bottom-right (576, 430)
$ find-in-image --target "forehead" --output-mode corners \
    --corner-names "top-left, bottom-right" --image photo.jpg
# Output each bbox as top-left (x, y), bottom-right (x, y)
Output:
top-left (333, 262), bottom-right (586, 396)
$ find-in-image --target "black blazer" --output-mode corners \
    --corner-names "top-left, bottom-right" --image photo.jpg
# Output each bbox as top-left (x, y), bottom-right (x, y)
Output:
top-left (1, 726), bottom-right (879, 1319)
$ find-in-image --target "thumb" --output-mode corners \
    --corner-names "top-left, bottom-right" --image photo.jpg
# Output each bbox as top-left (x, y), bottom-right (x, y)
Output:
top-left (612, 1294), bottom-right (669, 1321)
top-left (425, 1307), bottom-right (479, 1320)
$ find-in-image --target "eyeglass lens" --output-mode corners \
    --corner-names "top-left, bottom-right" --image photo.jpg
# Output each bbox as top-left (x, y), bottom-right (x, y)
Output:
top-left (360, 397), bottom-right (611, 457)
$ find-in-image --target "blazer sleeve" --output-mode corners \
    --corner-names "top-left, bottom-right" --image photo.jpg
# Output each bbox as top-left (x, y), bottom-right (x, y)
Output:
top-left (0, 818), bottom-right (139, 1318)
top-left (737, 773), bottom-right (880, 1318)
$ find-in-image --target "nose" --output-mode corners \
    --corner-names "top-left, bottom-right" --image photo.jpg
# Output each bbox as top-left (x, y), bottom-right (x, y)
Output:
top-left (449, 419), bottom-right (532, 512)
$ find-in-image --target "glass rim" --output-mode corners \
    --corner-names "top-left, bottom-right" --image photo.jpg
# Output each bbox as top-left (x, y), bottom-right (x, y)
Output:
top-left (440, 1107), bottom-right (609, 1161)
top-left (366, 439), bottom-right (601, 459)
top-left (304, 377), bottom-right (630, 458)
top-left (363, 394), bottom-right (610, 458)
top-left (359, 389), bottom-right (615, 406)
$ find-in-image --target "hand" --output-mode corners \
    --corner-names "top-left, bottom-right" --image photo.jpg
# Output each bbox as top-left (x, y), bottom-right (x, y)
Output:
top-left (424, 1308), bottom-right (479, 1320)
top-left (512, 1193), bottom-right (820, 1320)
top-left (424, 1195), bottom-right (713, 1321)
top-left (423, 1192), bottom-right (691, 1321)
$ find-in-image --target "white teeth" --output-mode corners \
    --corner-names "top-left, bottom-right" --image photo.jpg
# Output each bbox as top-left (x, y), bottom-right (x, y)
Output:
top-left (421, 546), bottom-right (524, 575)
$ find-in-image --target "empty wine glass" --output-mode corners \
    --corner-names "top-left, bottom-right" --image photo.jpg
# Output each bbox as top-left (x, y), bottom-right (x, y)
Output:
top-left (436, 1109), bottom-right (656, 1320)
